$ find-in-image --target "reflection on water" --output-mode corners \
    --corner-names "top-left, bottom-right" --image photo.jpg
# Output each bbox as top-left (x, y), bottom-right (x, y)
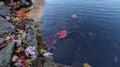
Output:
top-left (30, 0), bottom-right (45, 22)
top-left (40, 0), bottom-right (120, 67)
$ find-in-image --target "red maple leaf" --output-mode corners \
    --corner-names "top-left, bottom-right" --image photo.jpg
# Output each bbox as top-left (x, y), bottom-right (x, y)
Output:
top-left (56, 30), bottom-right (67, 39)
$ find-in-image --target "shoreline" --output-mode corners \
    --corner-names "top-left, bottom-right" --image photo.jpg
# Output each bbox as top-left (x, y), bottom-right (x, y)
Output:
top-left (0, 0), bottom-right (69, 67)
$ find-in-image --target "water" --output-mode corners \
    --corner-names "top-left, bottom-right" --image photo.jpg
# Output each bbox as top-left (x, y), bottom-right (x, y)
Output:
top-left (40, 0), bottom-right (120, 67)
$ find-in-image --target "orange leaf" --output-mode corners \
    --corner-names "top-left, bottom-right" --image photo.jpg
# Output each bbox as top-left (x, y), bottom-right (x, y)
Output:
top-left (17, 8), bottom-right (26, 14)
top-left (22, 14), bottom-right (28, 19)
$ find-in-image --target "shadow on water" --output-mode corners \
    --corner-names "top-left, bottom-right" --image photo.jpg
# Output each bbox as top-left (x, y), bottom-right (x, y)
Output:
top-left (40, 0), bottom-right (120, 67)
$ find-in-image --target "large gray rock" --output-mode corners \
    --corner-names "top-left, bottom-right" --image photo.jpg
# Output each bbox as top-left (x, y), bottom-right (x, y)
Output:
top-left (0, 5), bottom-right (11, 16)
top-left (0, 16), bottom-right (15, 38)
top-left (0, 41), bottom-right (15, 67)
top-left (0, 6), bottom-right (15, 67)
top-left (23, 19), bottom-right (38, 56)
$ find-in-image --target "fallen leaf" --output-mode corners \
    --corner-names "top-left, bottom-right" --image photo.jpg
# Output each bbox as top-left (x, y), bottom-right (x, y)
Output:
top-left (5, 16), bottom-right (10, 20)
top-left (12, 55), bottom-right (19, 62)
top-left (5, 36), bottom-right (13, 43)
top-left (25, 46), bottom-right (36, 56)
top-left (22, 14), bottom-right (28, 19)
top-left (15, 46), bottom-right (24, 53)
top-left (40, 49), bottom-right (47, 54)
top-left (25, 59), bottom-right (32, 66)
top-left (83, 63), bottom-right (92, 67)
top-left (56, 30), bottom-right (67, 39)
top-left (26, 13), bottom-right (32, 18)
top-left (20, 56), bottom-right (26, 61)
top-left (17, 8), bottom-right (26, 14)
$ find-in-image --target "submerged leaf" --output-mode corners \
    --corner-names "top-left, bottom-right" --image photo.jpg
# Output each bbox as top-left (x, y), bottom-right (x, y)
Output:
top-left (113, 57), bottom-right (118, 63)
top-left (83, 63), bottom-right (92, 67)
top-left (72, 14), bottom-right (78, 19)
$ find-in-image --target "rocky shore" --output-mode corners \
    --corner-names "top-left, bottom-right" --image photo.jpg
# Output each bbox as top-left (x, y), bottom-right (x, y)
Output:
top-left (0, 0), bottom-right (69, 67)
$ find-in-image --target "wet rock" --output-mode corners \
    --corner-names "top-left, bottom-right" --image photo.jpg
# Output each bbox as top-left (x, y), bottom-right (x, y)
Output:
top-left (24, 19), bottom-right (38, 57)
top-left (43, 60), bottom-right (70, 67)
top-left (32, 57), bottom-right (45, 67)
top-left (71, 62), bottom-right (83, 67)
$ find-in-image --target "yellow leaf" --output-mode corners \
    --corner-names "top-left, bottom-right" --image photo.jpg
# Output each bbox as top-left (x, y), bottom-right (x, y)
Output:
top-left (83, 63), bottom-right (92, 67)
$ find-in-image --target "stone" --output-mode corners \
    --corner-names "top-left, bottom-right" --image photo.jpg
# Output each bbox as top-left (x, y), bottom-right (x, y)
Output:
top-left (43, 60), bottom-right (70, 67)
top-left (0, 41), bottom-right (15, 67)
top-left (0, 6), bottom-right (15, 67)
top-left (0, 38), bottom-right (4, 44)
top-left (0, 16), bottom-right (15, 38)
top-left (0, 5), bottom-right (11, 16)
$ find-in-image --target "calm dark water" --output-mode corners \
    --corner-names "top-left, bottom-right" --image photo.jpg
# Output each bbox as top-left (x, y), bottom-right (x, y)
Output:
top-left (40, 0), bottom-right (120, 67)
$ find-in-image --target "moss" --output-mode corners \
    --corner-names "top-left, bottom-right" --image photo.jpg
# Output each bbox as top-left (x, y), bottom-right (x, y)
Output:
top-left (36, 35), bottom-right (47, 56)
top-left (36, 35), bottom-right (43, 43)
top-left (34, 22), bottom-right (40, 31)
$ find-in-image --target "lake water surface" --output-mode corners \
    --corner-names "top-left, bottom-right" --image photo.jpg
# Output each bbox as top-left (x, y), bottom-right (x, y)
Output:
top-left (40, 0), bottom-right (120, 67)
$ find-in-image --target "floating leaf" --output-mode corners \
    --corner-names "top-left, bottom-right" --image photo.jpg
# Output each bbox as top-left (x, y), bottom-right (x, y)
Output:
top-left (56, 30), bottom-right (67, 39)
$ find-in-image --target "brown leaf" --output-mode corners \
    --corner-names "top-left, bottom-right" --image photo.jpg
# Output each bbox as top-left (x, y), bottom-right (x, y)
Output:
top-left (15, 46), bottom-right (24, 53)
